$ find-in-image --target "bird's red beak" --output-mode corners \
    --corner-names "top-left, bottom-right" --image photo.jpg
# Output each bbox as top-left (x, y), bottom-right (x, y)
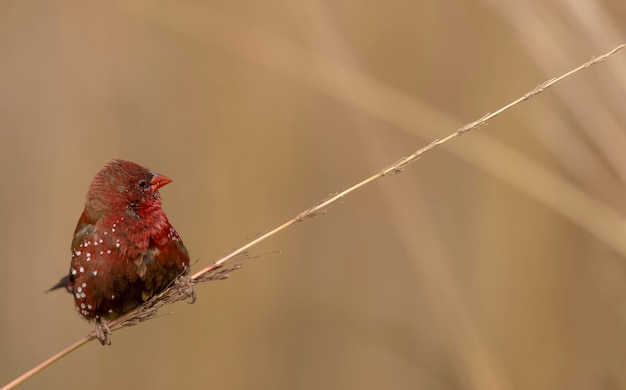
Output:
top-left (150, 173), bottom-right (172, 191)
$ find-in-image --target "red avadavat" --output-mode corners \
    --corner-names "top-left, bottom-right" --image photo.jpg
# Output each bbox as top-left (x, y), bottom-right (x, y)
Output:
top-left (50, 159), bottom-right (190, 344)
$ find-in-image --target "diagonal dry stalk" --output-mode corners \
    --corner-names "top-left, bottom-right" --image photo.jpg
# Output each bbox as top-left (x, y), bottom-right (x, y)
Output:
top-left (2, 43), bottom-right (623, 390)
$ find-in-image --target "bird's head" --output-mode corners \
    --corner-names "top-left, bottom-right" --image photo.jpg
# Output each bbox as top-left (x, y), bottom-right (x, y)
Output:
top-left (85, 159), bottom-right (172, 220)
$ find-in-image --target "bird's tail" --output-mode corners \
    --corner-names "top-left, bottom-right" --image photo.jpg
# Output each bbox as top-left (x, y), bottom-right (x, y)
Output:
top-left (46, 275), bottom-right (71, 293)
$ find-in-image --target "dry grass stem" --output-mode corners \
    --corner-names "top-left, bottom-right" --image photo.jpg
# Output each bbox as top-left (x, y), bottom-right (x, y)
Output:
top-left (2, 43), bottom-right (623, 390)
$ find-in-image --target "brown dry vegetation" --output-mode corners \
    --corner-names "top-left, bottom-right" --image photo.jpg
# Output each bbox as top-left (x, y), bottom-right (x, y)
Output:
top-left (1, 1), bottom-right (625, 389)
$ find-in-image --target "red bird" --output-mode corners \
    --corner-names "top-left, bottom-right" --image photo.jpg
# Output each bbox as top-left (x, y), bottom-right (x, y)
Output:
top-left (50, 160), bottom-right (190, 344)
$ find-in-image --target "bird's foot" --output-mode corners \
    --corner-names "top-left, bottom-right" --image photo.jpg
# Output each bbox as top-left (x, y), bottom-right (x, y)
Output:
top-left (95, 320), bottom-right (112, 345)
top-left (176, 275), bottom-right (196, 304)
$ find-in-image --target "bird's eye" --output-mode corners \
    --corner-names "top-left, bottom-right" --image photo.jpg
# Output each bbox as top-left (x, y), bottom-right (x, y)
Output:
top-left (137, 180), bottom-right (149, 190)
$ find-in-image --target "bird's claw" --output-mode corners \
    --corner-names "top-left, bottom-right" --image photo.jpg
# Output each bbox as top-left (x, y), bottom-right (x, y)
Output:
top-left (176, 275), bottom-right (196, 304)
top-left (95, 321), bottom-right (112, 345)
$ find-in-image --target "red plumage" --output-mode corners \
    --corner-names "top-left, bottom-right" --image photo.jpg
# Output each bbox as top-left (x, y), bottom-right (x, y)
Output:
top-left (50, 159), bottom-right (190, 344)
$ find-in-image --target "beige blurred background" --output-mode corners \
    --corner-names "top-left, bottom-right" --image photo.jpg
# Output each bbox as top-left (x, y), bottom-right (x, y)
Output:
top-left (1, 1), bottom-right (626, 389)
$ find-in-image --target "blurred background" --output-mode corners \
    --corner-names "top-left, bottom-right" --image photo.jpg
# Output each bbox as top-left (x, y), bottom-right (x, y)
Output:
top-left (1, 1), bottom-right (625, 389)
